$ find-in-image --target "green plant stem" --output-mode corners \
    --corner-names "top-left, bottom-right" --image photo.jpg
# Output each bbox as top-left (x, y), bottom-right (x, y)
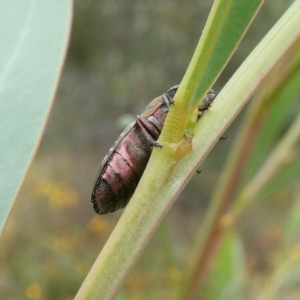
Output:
top-left (231, 110), bottom-right (300, 217)
top-left (181, 2), bottom-right (300, 298)
top-left (182, 113), bottom-right (262, 300)
top-left (183, 37), bottom-right (300, 299)
top-left (76, 1), bottom-right (300, 299)
top-left (159, 0), bottom-right (263, 145)
top-left (257, 249), bottom-right (300, 300)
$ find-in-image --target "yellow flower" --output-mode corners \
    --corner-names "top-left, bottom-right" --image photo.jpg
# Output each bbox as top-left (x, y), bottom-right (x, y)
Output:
top-left (36, 180), bottom-right (79, 209)
top-left (25, 283), bottom-right (42, 300)
top-left (87, 216), bottom-right (108, 234)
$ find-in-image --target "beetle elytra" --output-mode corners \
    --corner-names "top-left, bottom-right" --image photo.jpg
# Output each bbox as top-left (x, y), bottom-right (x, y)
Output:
top-left (91, 85), bottom-right (216, 214)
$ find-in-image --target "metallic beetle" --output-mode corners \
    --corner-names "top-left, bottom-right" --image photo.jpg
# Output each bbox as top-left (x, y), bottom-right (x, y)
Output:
top-left (91, 85), bottom-right (216, 214)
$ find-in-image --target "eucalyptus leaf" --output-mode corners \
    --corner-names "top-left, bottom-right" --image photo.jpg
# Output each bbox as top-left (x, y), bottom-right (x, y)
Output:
top-left (0, 0), bottom-right (72, 236)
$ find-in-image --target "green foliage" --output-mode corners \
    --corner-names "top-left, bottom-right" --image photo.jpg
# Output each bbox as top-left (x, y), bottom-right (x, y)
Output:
top-left (186, 4), bottom-right (300, 298)
top-left (210, 232), bottom-right (244, 300)
top-left (256, 200), bottom-right (300, 299)
top-left (1, 1), bottom-right (300, 300)
top-left (160, 0), bottom-right (264, 143)
top-left (75, 1), bottom-right (267, 299)
top-left (0, 0), bottom-right (72, 235)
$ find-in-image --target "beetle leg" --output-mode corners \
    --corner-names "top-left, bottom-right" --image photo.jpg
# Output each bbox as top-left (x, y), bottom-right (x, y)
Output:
top-left (198, 89), bottom-right (217, 119)
top-left (219, 135), bottom-right (227, 140)
top-left (136, 116), bottom-right (162, 148)
top-left (135, 116), bottom-right (161, 149)
top-left (162, 93), bottom-right (174, 108)
top-left (151, 141), bottom-right (163, 148)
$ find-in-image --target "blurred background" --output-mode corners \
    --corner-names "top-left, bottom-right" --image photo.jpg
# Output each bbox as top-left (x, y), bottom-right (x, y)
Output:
top-left (0, 1), bottom-right (295, 299)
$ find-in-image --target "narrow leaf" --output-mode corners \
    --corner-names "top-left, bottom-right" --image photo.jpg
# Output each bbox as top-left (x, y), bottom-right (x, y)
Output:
top-left (76, 1), bottom-right (300, 300)
top-left (160, 0), bottom-right (263, 144)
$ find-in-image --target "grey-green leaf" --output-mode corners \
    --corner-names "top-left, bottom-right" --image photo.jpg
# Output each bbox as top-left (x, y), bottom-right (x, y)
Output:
top-left (0, 0), bottom-right (72, 236)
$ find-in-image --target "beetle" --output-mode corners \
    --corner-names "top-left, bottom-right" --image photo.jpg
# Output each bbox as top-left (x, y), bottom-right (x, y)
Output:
top-left (91, 85), bottom-right (216, 214)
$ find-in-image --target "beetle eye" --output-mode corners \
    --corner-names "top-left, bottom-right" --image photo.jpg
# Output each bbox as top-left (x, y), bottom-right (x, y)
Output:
top-left (167, 85), bottom-right (179, 98)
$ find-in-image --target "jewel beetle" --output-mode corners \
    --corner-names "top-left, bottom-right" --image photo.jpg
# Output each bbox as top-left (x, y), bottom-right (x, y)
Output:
top-left (91, 85), bottom-right (216, 214)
